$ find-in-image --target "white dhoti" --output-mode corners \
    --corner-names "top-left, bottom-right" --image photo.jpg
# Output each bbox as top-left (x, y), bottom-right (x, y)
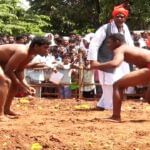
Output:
top-left (97, 61), bottom-right (130, 109)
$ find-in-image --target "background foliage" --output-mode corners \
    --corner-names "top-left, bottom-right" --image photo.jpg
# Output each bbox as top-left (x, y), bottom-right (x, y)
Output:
top-left (0, 0), bottom-right (150, 35)
top-left (0, 0), bottom-right (50, 35)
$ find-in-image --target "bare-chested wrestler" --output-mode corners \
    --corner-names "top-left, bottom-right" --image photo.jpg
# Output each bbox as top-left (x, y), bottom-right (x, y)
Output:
top-left (0, 37), bottom-right (50, 121)
top-left (91, 33), bottom-right (150, 122)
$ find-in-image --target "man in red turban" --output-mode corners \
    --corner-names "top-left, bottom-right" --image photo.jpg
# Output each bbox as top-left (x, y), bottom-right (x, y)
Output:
top-left (88, 1), bottom-right (134, 111)
top-left (112, 5), bottom-right (129, 18)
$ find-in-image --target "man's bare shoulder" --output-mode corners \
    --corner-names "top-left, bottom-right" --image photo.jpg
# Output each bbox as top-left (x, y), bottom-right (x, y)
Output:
top-left (120, 44), bottom-right (130, 49)
top-left (114, 44), bottom-right (127, 53)
top-left (122, 44), bottom-right (149, 54)
top-left (14, 44), bottom-right (29, 54)
top-left (0, 44), bottom-right (28, 53)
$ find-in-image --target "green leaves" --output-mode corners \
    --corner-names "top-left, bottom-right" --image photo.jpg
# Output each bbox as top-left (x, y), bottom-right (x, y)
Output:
top-left (0, 1), bottom-right (50, 35)
top-left (0, 0), bottom-right (149, 35)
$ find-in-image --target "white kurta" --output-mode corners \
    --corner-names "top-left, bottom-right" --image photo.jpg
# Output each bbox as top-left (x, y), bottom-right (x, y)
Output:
top-left (88, 21), bottom-right (134, 109)
top-left (25, 54), bottom-right (56, 83)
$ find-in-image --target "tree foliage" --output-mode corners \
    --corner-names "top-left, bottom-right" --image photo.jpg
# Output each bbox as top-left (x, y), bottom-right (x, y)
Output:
top-left (0, 0), bottom-right (150, 35)
top-left (128, 0), bottom-right (150, 30)
top-left (27, 0), bottom-right (101, 34)
top-left (27, 0), bottom-right (150, 34)
top-left (0, 0), bottom-right (50, 35)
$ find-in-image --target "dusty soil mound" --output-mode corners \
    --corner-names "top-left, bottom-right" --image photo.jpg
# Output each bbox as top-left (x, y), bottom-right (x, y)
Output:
top-left (0, 97), bottom-right (150, 150)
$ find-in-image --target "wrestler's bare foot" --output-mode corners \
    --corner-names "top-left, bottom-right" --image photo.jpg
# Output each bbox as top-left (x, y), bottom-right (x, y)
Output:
top-left (0, 115), bottom-right (9, 122)
top-left (105, 115), bottom-right (121, 123)
top-left (4, 110), bottom-right (20, 117)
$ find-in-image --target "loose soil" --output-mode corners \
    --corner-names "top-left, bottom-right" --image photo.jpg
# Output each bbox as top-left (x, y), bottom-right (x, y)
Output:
top-left (0, 97), bottom-right (150, 150)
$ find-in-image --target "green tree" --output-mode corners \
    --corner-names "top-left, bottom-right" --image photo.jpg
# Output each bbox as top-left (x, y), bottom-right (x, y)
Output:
top-left (27, 0), bottom-right (102, 34)
top-left (0, 0), bottom-right (50, 35)
top-left (27, 0), bottom-right (150, 34)
top-left (128, 0), bottom-right (150, 30)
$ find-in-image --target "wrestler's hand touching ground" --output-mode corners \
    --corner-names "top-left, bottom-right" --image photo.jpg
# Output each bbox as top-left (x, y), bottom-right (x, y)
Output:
top-left (28, 87), bottom-right (36, 96)
top-left (21, 86), bottom-right (36, 96)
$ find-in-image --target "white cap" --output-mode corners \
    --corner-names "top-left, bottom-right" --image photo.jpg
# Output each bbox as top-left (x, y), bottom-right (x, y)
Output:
top-left (83, 33), bottom-right (95, 43)
top-left (62, 36), bottom-right (70, 41)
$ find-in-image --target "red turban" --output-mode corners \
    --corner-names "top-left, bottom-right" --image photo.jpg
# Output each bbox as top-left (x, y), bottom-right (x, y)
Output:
top-left (112, 5), bottom-right (129, 18)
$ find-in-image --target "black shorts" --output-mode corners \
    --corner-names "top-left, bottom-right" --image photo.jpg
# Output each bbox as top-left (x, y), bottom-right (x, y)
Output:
top-left (83, 89), bottom-right (95, 98)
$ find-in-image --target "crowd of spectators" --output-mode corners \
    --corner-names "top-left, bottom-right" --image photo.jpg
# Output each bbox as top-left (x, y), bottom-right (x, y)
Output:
top-left (131, 31), bottom-right (150, 49)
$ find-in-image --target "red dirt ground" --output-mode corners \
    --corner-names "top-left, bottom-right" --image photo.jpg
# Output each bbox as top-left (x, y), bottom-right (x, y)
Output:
top-left (0, 97), bottom-right (150, 150)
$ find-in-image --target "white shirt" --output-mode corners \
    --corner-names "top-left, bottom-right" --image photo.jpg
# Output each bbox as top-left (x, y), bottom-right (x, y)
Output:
top-left (87, 21), bottom-right (134, 61)
top-left (87, 21), bottom-right (134, 85)
top-left (82, 69), bottom-right (95, 91)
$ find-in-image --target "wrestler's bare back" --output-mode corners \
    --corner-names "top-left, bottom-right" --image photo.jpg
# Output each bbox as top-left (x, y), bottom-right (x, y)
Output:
top-left (0, 44), bottom-right (32, 70)
top-left (115, 44), bottom-right (150, 68)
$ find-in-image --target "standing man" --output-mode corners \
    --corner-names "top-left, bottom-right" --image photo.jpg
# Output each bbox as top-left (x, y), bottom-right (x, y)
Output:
top-left (0, 37), bottom-right (50, 121)
top-left (88, 6), bottom-right (134, 110)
